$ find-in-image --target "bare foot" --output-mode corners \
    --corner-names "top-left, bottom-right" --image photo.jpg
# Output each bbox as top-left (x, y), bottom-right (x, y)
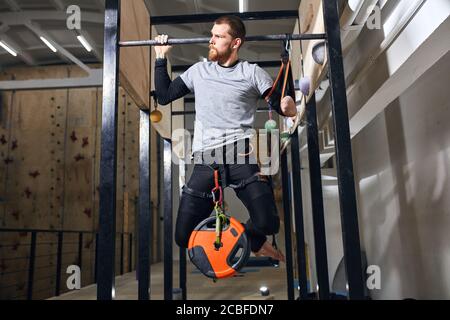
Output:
top-left (255, 240), bottom-right (286, 263)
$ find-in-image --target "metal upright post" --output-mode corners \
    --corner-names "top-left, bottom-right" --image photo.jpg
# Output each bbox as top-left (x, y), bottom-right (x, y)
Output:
top-left (306, 93), bottom-right (330, 300)
top-left (290, 128), bottom-right (308, 300)
top-left (138, 110), bottom-right (151, 300)
top-left (323, 0), bottom-right (365, 299)
top-left (55, 231), bottom-right (63, 296)
top-left (280, 149), bottom-right (295, 300)
top-left (179, 105), bottom-right (187, 300)
top-left (163, 138), bottom-right (173, 300)
top-left (27, 231), bottom-right (37, 300)
top-left (78, 232), bottom-right (83, 270)
top-left (128, 233), bottom-right (133, 273)
top-left (97, 0), bottom-right (120, 300)
top-left (120, 233), bottom-right (124, 275)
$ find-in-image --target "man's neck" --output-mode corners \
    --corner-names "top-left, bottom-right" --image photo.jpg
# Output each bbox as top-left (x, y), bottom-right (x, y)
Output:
top-left (218, 55), bottom-right (239, 67)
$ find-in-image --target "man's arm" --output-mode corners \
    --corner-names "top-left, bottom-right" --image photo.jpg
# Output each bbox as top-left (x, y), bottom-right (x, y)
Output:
top-left (153, 34), bottom-right (190, 105)
top-left (262, 89), bottom-right (297, 117)
top-left (155, 58), bottom-right (190, 105)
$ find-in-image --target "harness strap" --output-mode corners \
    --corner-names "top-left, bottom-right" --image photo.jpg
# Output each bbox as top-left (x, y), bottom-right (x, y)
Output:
top-left (228, 172), bottom-right (270, 190)
top-left (182, 172), bottom-right (271, 198)
top-left (182, 185), bottom-right (213, 199)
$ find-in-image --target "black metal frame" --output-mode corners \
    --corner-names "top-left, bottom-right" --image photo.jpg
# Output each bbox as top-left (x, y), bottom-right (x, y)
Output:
top-left (280, 150), bottom-right (295, 300)
top-left (138, 110), bottom-right (151, 300)
top-left (97, 0), bottom-right (120, 301)
top-left (290, 128), bottom-right (308, 300)
top-left (151, 10), bottom-right (299, 25)
top-left (323, 0), bottom-right (364, 299)
top-left (306, 93), bottom-right (330, 299)
top-left (98, 0), bottom-right (364, 301)
top-left (163, 138), bottom-right (173, 300)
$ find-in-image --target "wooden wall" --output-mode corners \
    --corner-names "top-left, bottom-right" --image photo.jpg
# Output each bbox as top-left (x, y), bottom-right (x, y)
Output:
top-left (119, 0), bottom-right (150, 109)
top-left (0, 64), bottom-right (152, 299)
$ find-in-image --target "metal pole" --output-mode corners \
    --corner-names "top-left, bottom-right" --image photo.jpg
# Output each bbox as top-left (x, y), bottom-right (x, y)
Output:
top-left (120, 33), bottom-right (326, 47)
top-left (55, 231), bottom-right (63, 296)
top-left (280, 149), bottom-right (295, 300)
top-left (179, 103), bottom-right (187, 301)
top-left (128, 233), bottom-right (133, 273)
top-left (27, 231), bottom-right (36, 300)
top-left (323, 0), bottom-right (364, 300)
top-left (163, 139), bottom-right (173, 300)
top-left (138, 110), bottom-right (151, 300)
top-left (97, 0), bottom-right (120, 300)
top-left (120, 233), bottom-right (124, 275)
top-left (94, 233), bottom-right (98, 283)
top-left (78, 232), bottom-right (83, 271)
top-left (306, 93), bottom-right (330, 300)
top-left (290, 128), bottom-right (308, 300)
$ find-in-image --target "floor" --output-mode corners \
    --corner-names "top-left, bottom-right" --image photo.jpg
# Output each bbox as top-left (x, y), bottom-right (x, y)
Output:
top-left (49, 260), bottom-right (289, 300)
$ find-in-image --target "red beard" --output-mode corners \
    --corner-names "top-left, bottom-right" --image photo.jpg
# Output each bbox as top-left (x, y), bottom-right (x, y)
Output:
top-left (208, 45), bottom-right (232, 62)
top-left (208, 46), bottom-right (218, 61)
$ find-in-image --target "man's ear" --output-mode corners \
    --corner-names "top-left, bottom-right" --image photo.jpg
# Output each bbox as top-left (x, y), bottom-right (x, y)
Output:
top-left (233, 38), bottom-right (242, 49)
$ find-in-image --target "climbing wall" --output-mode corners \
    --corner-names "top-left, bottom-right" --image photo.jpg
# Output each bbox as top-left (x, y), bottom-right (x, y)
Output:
top-left (0, 64), bottom-right (143, 299)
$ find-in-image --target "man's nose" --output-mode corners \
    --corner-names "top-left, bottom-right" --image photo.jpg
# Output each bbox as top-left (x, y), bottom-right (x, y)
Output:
top-left (209, 37), bottom-right (214, 45)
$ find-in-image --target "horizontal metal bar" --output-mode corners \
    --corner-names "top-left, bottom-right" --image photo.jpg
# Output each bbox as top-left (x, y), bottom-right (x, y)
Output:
top-left (150, 10), bottom-right (299, 25)
top-left (172, 111), bottom-right (196, 116)
top-left (120, 33), bottom-right (326, 47)
top-left (0, 228), bottom-right (132, 235)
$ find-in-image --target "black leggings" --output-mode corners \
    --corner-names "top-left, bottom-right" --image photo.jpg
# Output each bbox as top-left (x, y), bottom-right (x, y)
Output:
top-left (175, 161), bottom-right (280, 253)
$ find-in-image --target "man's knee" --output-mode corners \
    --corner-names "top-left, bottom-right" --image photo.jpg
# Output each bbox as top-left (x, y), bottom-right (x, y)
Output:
top-left (175, 230), bottom-right (189, 248)
top-left (175, 192), bottom-right (212, 248)
top-left (253, 212), bottom-right (280, 235)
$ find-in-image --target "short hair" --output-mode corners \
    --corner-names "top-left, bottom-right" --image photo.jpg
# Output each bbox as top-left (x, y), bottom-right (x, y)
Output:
top-left (214, 15), bottom-right (246, 47)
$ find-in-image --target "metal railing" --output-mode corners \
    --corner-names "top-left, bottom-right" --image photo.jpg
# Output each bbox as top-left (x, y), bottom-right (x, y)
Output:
top-left (0, 228), bottom-right (133, 300)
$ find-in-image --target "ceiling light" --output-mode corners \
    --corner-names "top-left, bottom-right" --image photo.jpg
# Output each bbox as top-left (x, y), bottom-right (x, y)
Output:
top-left (40, 36), bottom-right (57, 53)
top-left (77, 35), bottom-right (92, 52)
top-left (239, 0), bottom-right (246, 13)
top-left (0, 41), bottom-right (17, 56)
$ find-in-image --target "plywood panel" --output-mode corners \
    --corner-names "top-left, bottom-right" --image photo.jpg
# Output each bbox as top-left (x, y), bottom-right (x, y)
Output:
top-left (5, 92), bottom-right (67, 229)
top-left (62, 87), bottom-right (98, 231)
top-left (299, 0), bottom-right (328, 102)
top-left (120, 0), bottom-right (150, 109)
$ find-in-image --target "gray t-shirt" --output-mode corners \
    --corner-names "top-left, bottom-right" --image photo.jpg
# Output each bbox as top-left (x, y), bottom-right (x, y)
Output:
top-left (180, 60), bottom-right (273, 153)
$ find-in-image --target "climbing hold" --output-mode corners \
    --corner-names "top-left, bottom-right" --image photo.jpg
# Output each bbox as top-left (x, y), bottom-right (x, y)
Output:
top-left (264, 119), bottom-right (277, 132)
top-left (312, 41), bottom-right (326, 65)
top-left (150, 109), bottom-right (162, 123)
top-left (299, 77), bottom-right (311, 97)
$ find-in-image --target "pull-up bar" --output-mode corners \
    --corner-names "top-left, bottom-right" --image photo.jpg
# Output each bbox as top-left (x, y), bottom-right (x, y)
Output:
top-left (119, 33), bottom-right (327, 47)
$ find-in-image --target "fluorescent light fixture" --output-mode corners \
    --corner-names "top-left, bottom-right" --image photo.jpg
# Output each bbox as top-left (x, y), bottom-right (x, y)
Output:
top-left (40, 36), bottom-right (57, 53)
top-left (77, 35), bottom-right (92, 52)
top-left (239, 0), bottom-right (246, 13)
top-left (0, 41), bottom-right (17, 56)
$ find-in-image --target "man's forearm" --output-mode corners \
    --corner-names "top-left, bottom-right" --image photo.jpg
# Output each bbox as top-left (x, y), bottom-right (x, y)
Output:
top-left (155, 58), bottom-right (190, 105)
